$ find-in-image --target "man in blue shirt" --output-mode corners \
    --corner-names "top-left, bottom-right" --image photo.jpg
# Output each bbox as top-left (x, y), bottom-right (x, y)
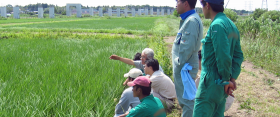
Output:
top-left (114, 68), bottom-right (142, 117)
top-left (172, 0), bottom-right (203, 116)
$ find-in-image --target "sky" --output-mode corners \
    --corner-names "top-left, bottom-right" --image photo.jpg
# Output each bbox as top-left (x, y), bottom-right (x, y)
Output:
top-left (0, 0), bottom-right (279, 11)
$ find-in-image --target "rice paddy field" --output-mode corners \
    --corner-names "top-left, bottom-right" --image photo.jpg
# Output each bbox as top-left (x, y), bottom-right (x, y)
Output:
top-left (0, 16), bottom-right (177, 116)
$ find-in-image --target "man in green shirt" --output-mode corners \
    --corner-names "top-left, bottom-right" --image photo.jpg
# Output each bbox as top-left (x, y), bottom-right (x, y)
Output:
top-left (118, 76), bottom-right (166, 117)
top-left (193, 0), bottom-right (244, 116)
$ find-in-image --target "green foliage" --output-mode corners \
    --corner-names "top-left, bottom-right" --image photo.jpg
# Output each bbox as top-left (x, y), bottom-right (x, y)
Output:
top-left (61, 11), bottom-right (66, 15)
top-left (236, 16), bottom-right (280, 76)
top-left (0, 17), bottom-right (178, 116)
top-left (224, 9), bottom-right (238, 22)
top-left (202, 18), bottom-right (211, 27)
top-left (239, 98), bottom-right (255, 110)
top-left (27, 12), bottom-right (35, 15)
top-left (2, 17), bottom-right (158, 31)
top-left (0, 16), bottom-right (7, 20)
top-left (173, 9), bottom-right (179, 17)
top-left (148, 36), bottom-right (173, 77)
top-left (83, 14), bottom-right (91, 17)
top-left (236, 17), bottom-right (260, 39)
top-left (199, 13), bottom-right (204, 19)
top-left (258, 10), bottom-right (280, 23)
top-left (0, 37), bottom-right (146, 116)
top-left (252, 8), bottom-right (267, 20)
top-left (263, 78), bottom-right (275, 86)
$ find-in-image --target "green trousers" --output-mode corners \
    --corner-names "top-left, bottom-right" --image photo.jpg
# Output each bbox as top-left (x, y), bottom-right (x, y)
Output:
top-left (193, 69), bottom-right (227, 117)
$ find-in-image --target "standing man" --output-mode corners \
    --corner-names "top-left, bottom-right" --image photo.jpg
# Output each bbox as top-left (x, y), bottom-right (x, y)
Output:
top-left (193, 0), bottom-right (244, 116)
top-left (114, 68), bottom-right (142, 117)
top-left (119, 76), bottom-right (166, 117)
top-left (144, 59), bottom-right (176, 110)
top-left (172, 0), bottom-right (203, 116)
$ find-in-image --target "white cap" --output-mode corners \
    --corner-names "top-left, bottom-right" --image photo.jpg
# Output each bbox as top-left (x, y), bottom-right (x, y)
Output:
top-left (124, 68), bottom-right (143, 78)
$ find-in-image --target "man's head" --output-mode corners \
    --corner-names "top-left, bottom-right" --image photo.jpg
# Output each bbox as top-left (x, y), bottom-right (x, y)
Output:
top-left (127, 76), bottom-right (152, 97)
top-left (144, 59), bottom-right (159, 75)
top-left (133, 52), bottom-right (141, 61)
top-left (176, 0), bottom-right (197, 14)
top-left (200, 0), bottom-right (224, 19)
top-left (124, 68), bottom-right (143, 82)
top-left (141, 48), bottom-right (154, 65)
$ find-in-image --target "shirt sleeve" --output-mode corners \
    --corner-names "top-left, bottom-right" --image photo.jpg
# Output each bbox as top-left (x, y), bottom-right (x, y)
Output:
top-left (133, 61), bottom-right (144, 70)
top-left (231, 32), bottom-right (244, 79)
top-left (174, 18), bottom-right (200, 66)
top-left (115, 90), bottom-right (130, 115)
top-left (210, 24), bottom-right (232, 81)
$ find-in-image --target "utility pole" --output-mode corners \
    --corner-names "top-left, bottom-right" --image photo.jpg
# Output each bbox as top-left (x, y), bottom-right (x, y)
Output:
top-left (245, 1), bottom-right (253, 15)
top-left (262, 0), bottom-right (268, 10)
top-left (276, 0), bottom-right (279, 11)
top-left (248, 0), bottom-right (252, 15)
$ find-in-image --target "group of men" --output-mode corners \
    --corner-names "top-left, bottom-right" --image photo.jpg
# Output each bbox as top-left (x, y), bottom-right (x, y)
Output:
top-left (110, 0), bottom-right (244, 116)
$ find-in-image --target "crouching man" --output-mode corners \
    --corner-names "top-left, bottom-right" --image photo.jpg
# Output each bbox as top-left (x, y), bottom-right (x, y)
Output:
top-left (114, 68), bottom-right (143, 117)
top-left (119, 76), bottom-right (166, 117)
top-left (144, 59), bottom-right (177, 110)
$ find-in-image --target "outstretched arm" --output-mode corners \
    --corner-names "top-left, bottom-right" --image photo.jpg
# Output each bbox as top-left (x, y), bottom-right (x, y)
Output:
top-left (110, 55), bottom-right (135, 66)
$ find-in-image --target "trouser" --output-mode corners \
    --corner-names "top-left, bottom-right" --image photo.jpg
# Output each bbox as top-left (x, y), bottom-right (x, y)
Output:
top-left (193, 71), bottom-right (227, 117)
top-left (195, 77), bottom-right (235, 113)
top-left (153, 92), bottom-right (175, 110)
top-left (174, 73), bottom-right (195, 117)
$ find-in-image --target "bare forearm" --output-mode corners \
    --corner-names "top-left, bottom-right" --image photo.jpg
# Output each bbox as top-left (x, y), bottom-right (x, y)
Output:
top-left (119, 57), bottom-right (135, 66)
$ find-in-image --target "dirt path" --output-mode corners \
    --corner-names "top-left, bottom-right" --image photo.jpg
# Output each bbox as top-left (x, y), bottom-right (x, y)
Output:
top-left (164, 36), bottom-right (280, 117)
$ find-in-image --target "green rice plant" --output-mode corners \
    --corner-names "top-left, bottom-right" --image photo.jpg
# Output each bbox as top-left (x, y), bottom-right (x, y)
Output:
top-left (0, 37), bottom-right (147, 116)
top-left (2, 17), bottom-right (158, 31)
top-left (148, 36), bottom-right (173, 77)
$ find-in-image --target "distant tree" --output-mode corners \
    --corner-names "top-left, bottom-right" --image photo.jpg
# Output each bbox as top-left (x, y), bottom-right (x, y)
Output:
top-left (6, 4), bottom-right (13, 13)
top-left (252, 8), bottom-right (267, 20)
top-left (224, 9), bottom-right (238, 22)
top-left (173, 9), bottom-right (179, 17)
top-left (258, 10), bottom-right (280, 23)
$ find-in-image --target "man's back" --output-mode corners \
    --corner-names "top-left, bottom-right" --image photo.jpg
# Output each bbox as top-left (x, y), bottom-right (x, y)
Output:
top-left (201, 12), bottom-right (243, 81)
top-left (150, 71), bottom-right (176, 99)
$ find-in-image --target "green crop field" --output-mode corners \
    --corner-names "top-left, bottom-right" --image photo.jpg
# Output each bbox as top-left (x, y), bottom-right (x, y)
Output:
top-left (0, 16), bottom-right (176, 116)
top-left (1, 17), bottom-right (159, 31)
top-left (0, 37), bottom-right (148, 116)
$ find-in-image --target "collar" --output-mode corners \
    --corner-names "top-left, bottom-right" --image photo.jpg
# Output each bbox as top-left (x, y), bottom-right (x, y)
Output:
top-left (180, 9), bottom-right (196, 20)
top-left (151, 70), bottom-right (161, 77)
top-left (140, 94), bottom-right (153, 102)
top-left (212, 12), bottom-right (225, 22)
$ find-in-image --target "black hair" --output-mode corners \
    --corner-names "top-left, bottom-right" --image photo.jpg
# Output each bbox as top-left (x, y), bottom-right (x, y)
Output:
top-left (135, 82), bottom-right (152, 96)
top-left (198, 50), bottom-right (202, 60)
top-left (145, 59), bottom-right (159, 71)
top-left (200, 0), bottom-right (224, 12)
top-left (133, 52), bottom-right (141, 61)
top-left (180, 0), bottom-right (197, 9)
top-left (208, 2), bottom-right (224, 12)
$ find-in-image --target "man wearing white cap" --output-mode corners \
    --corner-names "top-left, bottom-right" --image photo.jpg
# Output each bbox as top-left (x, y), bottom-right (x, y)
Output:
top-left (114, 68), bottom-right (143, 117)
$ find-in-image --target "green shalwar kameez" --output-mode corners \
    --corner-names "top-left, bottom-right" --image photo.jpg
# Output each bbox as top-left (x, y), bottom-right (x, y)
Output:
top-left (193, 12), bottom-right (244, 117)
